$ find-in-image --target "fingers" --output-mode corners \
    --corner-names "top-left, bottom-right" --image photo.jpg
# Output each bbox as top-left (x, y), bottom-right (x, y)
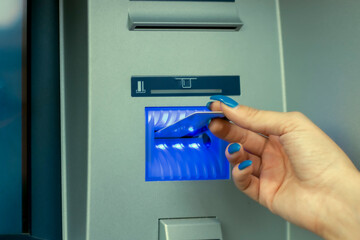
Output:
top-left (208, 96), bottom-right (311, 136)
top-left (232, 161), bottom-right (260, 202)
top-left (226, 143), bottom-right (262, 176)
top-left (209, 118), bottom-right (267, 156)
top-left (226, 146), bottom-right (260, 201)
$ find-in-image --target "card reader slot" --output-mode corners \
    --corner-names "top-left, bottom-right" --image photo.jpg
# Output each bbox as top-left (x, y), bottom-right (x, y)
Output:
top-left (146, 107), bottom-right (229, 181)
top-left (154, 111), bottom-right (224, 139)
top-left (150, 89), bottom-right (222, 94)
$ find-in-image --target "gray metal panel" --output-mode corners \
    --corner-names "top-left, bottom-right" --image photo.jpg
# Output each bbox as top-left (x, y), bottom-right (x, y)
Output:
top-left (280, 0), bottom-right (360, 239)
top-left (128, 2), bottom-right (242, 31)
top-left (159, 218), bottom-right (223, 240)
top-left (61, 0), bottom-right (287, 239)
top-left (60, 0), bottom-right (89, 239)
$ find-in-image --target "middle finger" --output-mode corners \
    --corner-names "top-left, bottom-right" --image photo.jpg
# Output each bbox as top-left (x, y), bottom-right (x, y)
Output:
top-left (209, 118), bottom-right (267, 157)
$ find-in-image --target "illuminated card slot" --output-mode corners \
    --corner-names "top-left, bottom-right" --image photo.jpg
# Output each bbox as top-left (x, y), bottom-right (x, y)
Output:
top-left (145, 107), bottom-right (230, 181)
top-left (154, 111), bottom-right (224, 139)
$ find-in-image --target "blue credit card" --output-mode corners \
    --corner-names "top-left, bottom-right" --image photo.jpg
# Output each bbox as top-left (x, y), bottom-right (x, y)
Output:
top-left (154, 111), bottom-right (224, 138)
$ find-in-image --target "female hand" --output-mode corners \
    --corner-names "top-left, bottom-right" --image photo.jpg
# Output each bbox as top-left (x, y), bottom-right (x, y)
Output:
top-left (207, 95), bottom-right (360, 240)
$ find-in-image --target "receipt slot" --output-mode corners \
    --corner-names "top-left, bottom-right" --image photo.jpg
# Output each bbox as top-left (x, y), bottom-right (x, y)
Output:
top-left (61, 0), bottom-right (287, 239)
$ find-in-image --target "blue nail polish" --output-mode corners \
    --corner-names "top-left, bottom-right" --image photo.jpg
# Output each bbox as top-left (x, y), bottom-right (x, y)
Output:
top-left (210, 95), bottom-right (238, 108)
top-left (206, 101), bottom-right (213, 110)
top-left (238, 160), bottom-right (252, 170)
top-left (228, 143), bottom-right (241, 154)
top-left (206, 119), bottom-right (212, 127)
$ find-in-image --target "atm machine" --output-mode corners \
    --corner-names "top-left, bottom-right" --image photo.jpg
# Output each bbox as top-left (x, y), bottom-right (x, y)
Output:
top-left (60, 0), bottom-right (286, 239)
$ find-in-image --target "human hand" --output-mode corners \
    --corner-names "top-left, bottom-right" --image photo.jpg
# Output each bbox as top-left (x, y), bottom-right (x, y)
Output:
top-left (207, 95), bottom-right (360, 240)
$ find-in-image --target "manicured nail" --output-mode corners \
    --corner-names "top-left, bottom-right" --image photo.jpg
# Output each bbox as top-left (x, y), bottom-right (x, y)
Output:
top-left (228, 143), bottom-right (241, 154)
top-left (210, 95), bottom-right (238, 108)
top-left (206, 119), bottom-right (212, 127)
top-left (238, 160), bottom-right (252, 170)
top-left (206, 101), bottom-right (213, 110)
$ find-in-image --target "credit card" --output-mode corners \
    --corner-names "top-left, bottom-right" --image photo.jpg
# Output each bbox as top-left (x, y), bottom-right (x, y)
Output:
top-left (154, 111), bottom-right (224, 138)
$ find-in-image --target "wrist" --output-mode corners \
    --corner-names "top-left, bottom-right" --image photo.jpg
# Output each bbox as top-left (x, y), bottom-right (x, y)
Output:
top-left (319, 170), bottom-right (360, 240)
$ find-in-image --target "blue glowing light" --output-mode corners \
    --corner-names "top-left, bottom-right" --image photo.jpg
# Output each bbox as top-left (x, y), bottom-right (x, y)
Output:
top-left (145, 107), bottom-right (229, 181)
top-left (172, 143), bottom-right (184, 150)
top-left (155, 144), bottom-right (167, 150)
top-left (188, 143), bottom-right (200, 149)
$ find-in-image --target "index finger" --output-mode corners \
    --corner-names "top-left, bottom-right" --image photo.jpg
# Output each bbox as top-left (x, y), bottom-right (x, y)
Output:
top-left (208, 95), bottom-right (307, 136)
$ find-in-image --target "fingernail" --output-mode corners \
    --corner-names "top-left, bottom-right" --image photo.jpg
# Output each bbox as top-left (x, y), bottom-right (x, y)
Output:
top-left (206, 119), bottom-right (212, 127)
top-left (228, 143), bottom-right (241, 154)
top-left (238, 160), bottom-right (252, 170)
top-left (210, 95), bottom-right (238, 108)
top-left (206, 101), bottom-right (213, 110)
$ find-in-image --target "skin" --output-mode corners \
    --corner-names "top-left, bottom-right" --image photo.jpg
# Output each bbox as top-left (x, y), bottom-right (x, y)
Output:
top-left (208, 101), bottom-right (360, 240)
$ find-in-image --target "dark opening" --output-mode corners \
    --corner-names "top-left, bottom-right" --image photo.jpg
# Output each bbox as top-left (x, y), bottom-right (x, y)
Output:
top-left (134, 25), bottom-right (239, 30)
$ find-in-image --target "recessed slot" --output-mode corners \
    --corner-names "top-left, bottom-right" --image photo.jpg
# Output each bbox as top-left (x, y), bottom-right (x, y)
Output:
top-left (150, 89), bottom-right (222, 94)
top-left (133, 25), bottom-right (240, 31)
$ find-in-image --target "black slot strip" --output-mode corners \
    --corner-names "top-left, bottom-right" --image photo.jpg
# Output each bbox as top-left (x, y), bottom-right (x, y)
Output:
top-left (22, 0), bottom-right (31, 233)
top-left (134, 25), bottom-right (239, 30)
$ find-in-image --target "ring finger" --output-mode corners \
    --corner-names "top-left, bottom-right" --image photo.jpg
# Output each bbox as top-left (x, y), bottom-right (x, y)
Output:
top-left (225, 143), bottom-right (262, 177)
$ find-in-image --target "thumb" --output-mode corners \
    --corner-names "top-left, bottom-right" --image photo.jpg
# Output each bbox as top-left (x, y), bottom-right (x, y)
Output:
top-left (209, 95), bottom-right (309, 136)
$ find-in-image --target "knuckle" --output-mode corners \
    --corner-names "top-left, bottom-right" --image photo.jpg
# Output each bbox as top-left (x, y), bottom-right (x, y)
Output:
top-left (232, 167), bottom-right (251, 191)
top-left (236, 177), bottom-right (252, 191)
top-left (244, 106), bottom-right (261, 120)
top-left (238, 129), bottom-right (249, 144)
top-left (280, 111), bottom-right (308, 133)
top-left (288, 111), bottom-right (306, 120)
top-left (209, 119), bottom-right (229, 136)
top-left (226, 149), bottom-right (244, 164)
top-left (242, 107), bottom-right (261, 130)
top-left (241, 177), bottom-right (252, 191)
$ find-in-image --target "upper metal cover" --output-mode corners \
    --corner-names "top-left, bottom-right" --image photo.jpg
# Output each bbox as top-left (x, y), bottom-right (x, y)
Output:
top-left (128, 2), bottom-right (243, 31)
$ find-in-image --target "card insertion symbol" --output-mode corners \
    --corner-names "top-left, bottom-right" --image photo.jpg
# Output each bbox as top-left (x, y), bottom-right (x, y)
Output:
top-left (136, 81), bottom-right (146, 93)
top-left (175, 77), bottom-right (197, 89)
